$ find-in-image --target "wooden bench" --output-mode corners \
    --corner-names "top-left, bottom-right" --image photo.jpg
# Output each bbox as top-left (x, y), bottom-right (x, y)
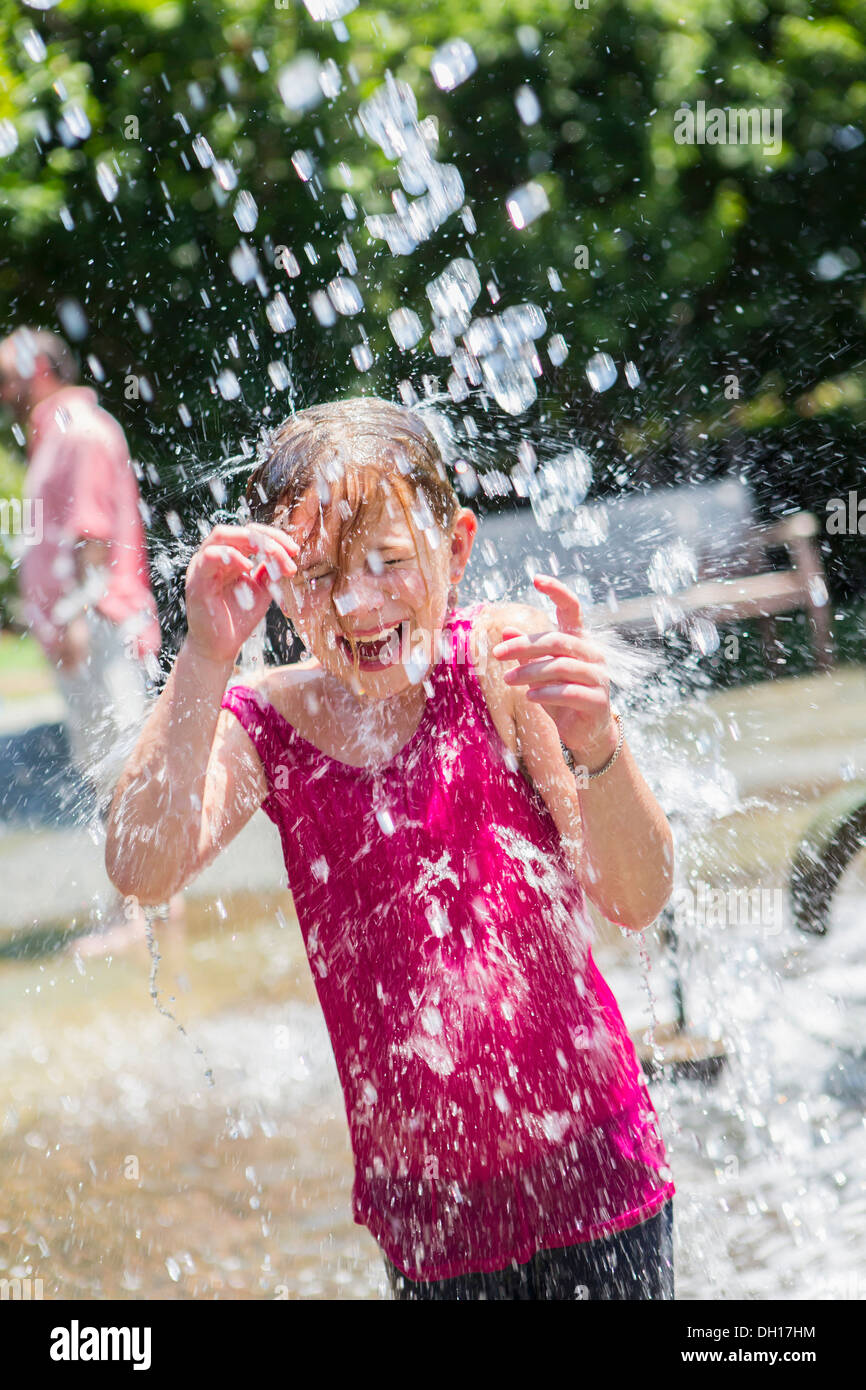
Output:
top-left (469, 477), bottom-right (832, 670)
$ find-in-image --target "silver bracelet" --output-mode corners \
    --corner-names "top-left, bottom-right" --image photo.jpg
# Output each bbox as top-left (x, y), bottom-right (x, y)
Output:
top-left (561, 711), bottom-right (624, 782)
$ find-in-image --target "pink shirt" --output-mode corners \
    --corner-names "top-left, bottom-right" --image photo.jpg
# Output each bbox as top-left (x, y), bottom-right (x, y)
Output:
top-left (20, 385), bottom-right (160, 659)
top-left (221, 606), bottom-right (674, 1280)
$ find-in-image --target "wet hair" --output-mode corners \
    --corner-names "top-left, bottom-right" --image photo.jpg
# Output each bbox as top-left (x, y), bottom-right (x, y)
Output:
top-left (245, 397), bottom-right (460, 560)
top-left (0, 328), bottom-right (78, 384)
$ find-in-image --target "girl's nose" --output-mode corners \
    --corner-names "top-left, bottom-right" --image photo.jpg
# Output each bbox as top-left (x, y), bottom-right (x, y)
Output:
top-left (332, 568), bottom-right (387, 619)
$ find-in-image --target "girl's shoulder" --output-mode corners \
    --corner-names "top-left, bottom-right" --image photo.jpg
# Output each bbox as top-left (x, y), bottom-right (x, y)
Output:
top-left (467, 598), bottom-right (549, 647)
top-left (237, 658), bottom-right (325, 726)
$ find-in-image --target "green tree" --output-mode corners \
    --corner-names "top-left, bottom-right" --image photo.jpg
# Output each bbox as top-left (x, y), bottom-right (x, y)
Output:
top-left (1, 0), bottom-right (864, 627)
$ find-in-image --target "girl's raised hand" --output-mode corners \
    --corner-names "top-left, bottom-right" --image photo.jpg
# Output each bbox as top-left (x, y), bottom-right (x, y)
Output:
top-left (491, 574), bottom-right (617, 770)
top-left (184, 523), bottom-right (299, 666)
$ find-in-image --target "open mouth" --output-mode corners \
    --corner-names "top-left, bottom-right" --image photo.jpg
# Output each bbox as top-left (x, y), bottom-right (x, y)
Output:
top-left (338, 628), bottom-right (401, 670)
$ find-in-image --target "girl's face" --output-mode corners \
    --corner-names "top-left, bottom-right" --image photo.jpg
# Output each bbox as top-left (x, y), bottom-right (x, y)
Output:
top-left (278, 482), bottom-right (477, 700)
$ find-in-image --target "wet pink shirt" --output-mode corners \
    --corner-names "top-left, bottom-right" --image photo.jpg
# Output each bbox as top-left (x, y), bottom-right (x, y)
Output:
top-left (222, 606), bottom-right (674, 1280)
top-left (21, 386), bottom-right (160, 659)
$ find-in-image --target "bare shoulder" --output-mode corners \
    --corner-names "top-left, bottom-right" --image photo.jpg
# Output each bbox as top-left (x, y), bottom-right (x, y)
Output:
top-left (474, 599), bottom-right (550, 647)
top-left (211, 659), bottom-right (323, 793)
top-left (243, 658), bottom-right (325, 724)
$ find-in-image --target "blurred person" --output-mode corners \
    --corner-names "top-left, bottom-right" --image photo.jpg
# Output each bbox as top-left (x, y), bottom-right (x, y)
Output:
top-left (0, 326), bottom-right (181, 951)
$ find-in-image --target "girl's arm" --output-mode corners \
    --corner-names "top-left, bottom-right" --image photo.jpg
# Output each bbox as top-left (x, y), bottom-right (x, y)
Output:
top-left (104, 523), bottom-right (298, 905)
top-left (486, 580), bottom-right (674, 932)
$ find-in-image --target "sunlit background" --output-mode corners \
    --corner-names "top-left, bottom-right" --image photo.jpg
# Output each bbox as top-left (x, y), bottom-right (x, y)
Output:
top-left (0, 0), bottom-right (865, 1300)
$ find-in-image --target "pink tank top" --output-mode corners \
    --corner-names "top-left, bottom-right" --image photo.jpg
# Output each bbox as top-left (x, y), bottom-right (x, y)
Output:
top-left (221, 604), bottom-right (674, 1280)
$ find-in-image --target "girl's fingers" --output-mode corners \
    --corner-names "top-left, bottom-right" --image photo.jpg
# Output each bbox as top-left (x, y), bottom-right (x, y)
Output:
top-left (194, 545), bottom-right (254, 583)
top-left (503, 657), bottom-right (605, 688)
top-left (493, 630), bottom-right (604, 663)
top-left (206, 524), bottom-right (299, 571)
top-left (193, 546), bottom-right (288, 607)
top-left (532, 574), bottom-right (584, 633)
top-left (525, 684), bottom-right (610, 708)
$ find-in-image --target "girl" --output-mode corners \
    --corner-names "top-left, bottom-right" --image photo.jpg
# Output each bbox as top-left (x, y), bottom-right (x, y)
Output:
top-left (105, 397), bottom-right (676, 1301)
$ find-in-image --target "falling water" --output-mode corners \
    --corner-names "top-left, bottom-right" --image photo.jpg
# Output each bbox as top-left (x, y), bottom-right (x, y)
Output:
top-left (1, 9), bottom-right (863, 1304)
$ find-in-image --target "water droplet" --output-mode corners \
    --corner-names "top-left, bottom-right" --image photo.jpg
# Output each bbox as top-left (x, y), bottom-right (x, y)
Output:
top-left (506, 180), bottom-right (549, 229)
top-left (327, 275), bottom-right (363, 315)
top-left (527, 447), bottom-right (593, 530)
top-left (266, 293), bottom-right (296, 333)
top-left (480, 352), bottom-right (537, 415)
top-left (388, 307), bottom-right (423, 349)
top-left (376, 809), bottom-right (395, 836)
top-left (292, 149), bottom-right (315, 183)
top-left (213, 159), bottom-right (238, 191)
top-left (430, 38), bottom-right (477, 92)
top-left (303, 0), bottom-right (357, 18)
top-left (333, 589), bottom-right (359, 616)
top-left (267, 360), bottom-right (291, 390)
top-left (229, 241), bottom-right (259, 284)
top-left (95, 161), bottom-right (118, 202)
top-left (426, 257), bottom-right (480, 333)
top-left (319, 58), bottom-right (342, 101)
top-left (215, 368), bottom-right (241, 401)
top-left (59, 103), bottom-right (90, 143)
top-left (548, 333), bottom-right (568, 366)
top-left (647, 539), bottom-right (698, 595)
top-left (310, 290), bottom-right (337, 326)
top-left (585, 351), bottom-right (617, 392)
top-left (498, 302), bottom-right (546, 343)
top-left (351, 342), bottom-right (373, 371)
top-left (277, 54), bottom-right (325, 113)
top-left (515, 85), bottom-right (541, 125)
top-left (192, 134), bottom-right (214, 168)
top-left (233, 190), bottom-right (258, 232)
top-left (21, 29), bottom-right (47, 62)
top-left (624, 359), bottom-right (641, 388)
top-left (56, 298), bottom-right (88, 341)
top-left (814, 250), bottom-right (858, 281)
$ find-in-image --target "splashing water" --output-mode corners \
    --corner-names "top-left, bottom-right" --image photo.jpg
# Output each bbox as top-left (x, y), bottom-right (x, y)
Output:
top-left (1, 5), bottom-right (862, 1307)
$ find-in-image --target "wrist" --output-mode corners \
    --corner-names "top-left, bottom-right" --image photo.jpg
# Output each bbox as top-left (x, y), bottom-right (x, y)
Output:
top-left (180, 636), bottom-right (236, 681)
top-left (566, 715), bottom-right (618, 770)
top-left (562, 712), bottom-right (624, 782)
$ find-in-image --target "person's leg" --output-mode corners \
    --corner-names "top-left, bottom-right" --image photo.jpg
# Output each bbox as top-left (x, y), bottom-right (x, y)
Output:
top-left (384, 1251), bottom-right (534, 1301)
top-left (533, 1200), bottom-right (674, 1301)
top-left (63, 615), bottom-right (183, 953)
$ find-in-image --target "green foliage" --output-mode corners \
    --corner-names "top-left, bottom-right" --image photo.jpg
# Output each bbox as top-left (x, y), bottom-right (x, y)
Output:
top-left (0, 0), bottom-right (864, 625)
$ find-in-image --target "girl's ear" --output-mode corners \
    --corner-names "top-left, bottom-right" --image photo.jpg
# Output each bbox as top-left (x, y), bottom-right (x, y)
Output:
top-left (449, 507), bottom-right (477, 584)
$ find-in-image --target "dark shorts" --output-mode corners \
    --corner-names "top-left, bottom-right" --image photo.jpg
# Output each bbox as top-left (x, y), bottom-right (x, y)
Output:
top-left (383, 1198), bottom-right (674, 1301)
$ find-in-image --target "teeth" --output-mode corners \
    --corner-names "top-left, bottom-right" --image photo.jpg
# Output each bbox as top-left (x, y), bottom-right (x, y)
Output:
top-left (348, 628), bottom-right (398, 644)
